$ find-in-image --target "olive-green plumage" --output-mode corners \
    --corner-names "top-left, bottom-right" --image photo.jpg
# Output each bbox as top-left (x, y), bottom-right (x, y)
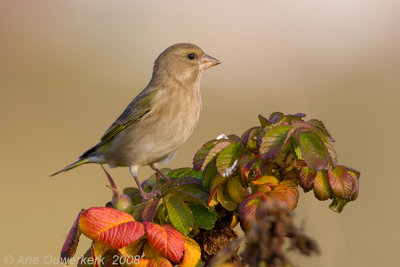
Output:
top-left (51, 43), bottom-right (220, 199)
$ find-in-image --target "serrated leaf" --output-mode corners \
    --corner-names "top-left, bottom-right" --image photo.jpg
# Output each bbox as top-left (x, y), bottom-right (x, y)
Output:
top-left (268, 183), bottom-right (299, 210)
top-left (202, 158), bottom-right (218, 190)
top-left (132, 202), bottom-right (146, 221)
top-left (168, 190), bottom-right (207, 207)
top-left (142, 198), bottom-right (161, 222)
top-left (258, 114), bottom-right (272, 127)
top-left (227, 176), bottom-right (247, 203)
top-left (241, 127), bottom-right (262, 150)
top-left (162, 183), bottom-right (208, 204)
top-left (160, 177), bottom-right (202, 192)
top-left (193, 139), bottom-right (219, 171)
top-left (327, 166), bottom-right (355, 199)
top-left (165, 197), bottom-right (193, 235)
top-left (180, 236), bottom-right (201, 267)
top-left (309, 119), bottom-right (335, 141)
top-left (237, 152), bottom-right (256, 183)
top-left (61, 211), bottom-right (82, 263)
top-left (313, 170), bottom-right (333, 200)
top-left (259, 125), bottom-right (293, 160)
top-left (298, 130), bottom-right (330, 170)
top-left (167, 168), bottom-right (203, 180)
top-left (79, 207), bottom-right (145, 250)
top-left (216, 143), bottom-right (241, 177)
top-left (251, 175), bottom-right (279, 185)
top-left (238, 192), bottom-right (268, 232)
top-left (329, 197), bottom-right (350, 213)
top-left (188, 204), bottom-right (217, 230)
top-left (299, 167), bottom-right (317, 191)
top-left (217, 182), bottom-right (238, 211)
top-left (269, 112), bottom-right (284, 123)
top-left (118, 236), bottom-right (146, 258)
top-left (343, 166), bottom-right (360, 200)
top-left (193, 140), bottom-right (233, 171)
top-left (90, 242), bottom-right (108, 267)
top-left (208, 174), bottom-right (228, 207)
top-left (143, 222), bottom-right (185, 263)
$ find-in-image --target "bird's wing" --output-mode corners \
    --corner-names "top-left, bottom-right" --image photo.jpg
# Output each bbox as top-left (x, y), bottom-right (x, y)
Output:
top-left (99, 89), bottom-right (159, 145)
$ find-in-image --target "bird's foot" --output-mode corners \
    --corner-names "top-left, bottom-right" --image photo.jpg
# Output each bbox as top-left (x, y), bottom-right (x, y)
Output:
top-left (140, 189), bottom-right (161, 201)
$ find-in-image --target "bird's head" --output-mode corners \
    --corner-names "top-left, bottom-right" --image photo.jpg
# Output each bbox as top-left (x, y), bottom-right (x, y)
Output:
top-left (153, 43), bottom-right (220, 87)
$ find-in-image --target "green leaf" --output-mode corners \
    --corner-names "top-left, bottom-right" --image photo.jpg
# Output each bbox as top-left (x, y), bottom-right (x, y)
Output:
top-left (308, 119), bottom-right (335, 141)
top-left (298, 130), bottom-right (330, 170)
top-left (216, 143), bottom-right (241, 177)
top-left (160, 177), bottom-right (202, 192)
top-left (167, 190), bottom-right (208, 207)
top-left (165, 197), bottom-right (193, 235)
top-left (202, 158), bottom-right (218, 190)
top-left (258, 114), bottom-right (272, 127)
top-left (259, 125), bottom-right (293, 160)
top-left (329, 197), bottom-right (350, 213)
top-left (313, 170), bottom-right (333, 200)
top-left (167, 168), bottom-right (203, 180)
top-left (188, 204), bottom-right (217, 230)
top-left (163, 183), bottom-right (208, 203)
top-left (327, 166), bottom-right (355, 200)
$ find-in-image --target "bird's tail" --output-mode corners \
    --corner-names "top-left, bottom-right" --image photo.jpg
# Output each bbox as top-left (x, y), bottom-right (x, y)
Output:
top-left (50, 158), bottom-right (89, 177)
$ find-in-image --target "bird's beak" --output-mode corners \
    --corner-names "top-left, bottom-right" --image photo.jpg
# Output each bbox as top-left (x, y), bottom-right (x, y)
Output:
top-left (200, 54), bottom-right (221, 70)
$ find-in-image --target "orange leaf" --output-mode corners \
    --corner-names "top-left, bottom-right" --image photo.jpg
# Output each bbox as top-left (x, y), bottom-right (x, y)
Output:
top-left (79, 207), bottom-right (145, 250)
top-left (143, 222), bottom-right (184, 263)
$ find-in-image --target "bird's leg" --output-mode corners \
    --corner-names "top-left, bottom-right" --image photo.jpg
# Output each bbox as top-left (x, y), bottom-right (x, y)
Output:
top-left (150, 164), bottom-right (171, 182)
top-left (129, 165), bottom-right (160, 200)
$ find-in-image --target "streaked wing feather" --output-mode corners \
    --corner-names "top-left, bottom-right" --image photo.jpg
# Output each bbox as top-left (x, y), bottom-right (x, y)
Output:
top-left (99, 89), bottom-right (158, 144)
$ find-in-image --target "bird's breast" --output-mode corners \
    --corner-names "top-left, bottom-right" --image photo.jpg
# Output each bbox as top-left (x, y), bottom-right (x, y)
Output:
top-left (108, 85), bottom-right (202, 167)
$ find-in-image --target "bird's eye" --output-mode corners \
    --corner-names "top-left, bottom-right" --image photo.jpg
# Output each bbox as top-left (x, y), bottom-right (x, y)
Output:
top-left (188, 53), bottom-right (195, 60)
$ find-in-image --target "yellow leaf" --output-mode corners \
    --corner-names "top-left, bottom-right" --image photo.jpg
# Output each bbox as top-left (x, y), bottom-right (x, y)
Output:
top-left (217, 183), bottom-right (237, 211)
top-left (180, 236), bottom-right (201, 267)
top-left (251, 175), bottom-right (279, 185)
top-left (227, 176), bottom-right (247, 203)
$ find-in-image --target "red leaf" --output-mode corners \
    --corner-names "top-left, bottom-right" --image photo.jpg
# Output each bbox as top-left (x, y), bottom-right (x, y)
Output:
top-left (61, 211), bottom-right (82, 262)
top-left (268, 183), bottom-right (299, 210)
top-left (79, 207), bottom-right (145, 250)
top-left (327, 166), bottom-right (355, 200)
top-left (142, 198), bottom-right (161, 222)
top-left (143, 222), bottom-right (185, 263)
top-left (238, 192), bottom-right (268, 232)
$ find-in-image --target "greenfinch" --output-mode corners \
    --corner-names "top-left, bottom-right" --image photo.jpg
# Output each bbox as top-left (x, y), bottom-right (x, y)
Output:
top-left (51, 43), bottom-right (220, 199)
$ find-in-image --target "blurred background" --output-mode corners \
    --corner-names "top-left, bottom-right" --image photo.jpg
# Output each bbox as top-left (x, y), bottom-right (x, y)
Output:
top-left (1, 0), bottom-right (399, 266)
